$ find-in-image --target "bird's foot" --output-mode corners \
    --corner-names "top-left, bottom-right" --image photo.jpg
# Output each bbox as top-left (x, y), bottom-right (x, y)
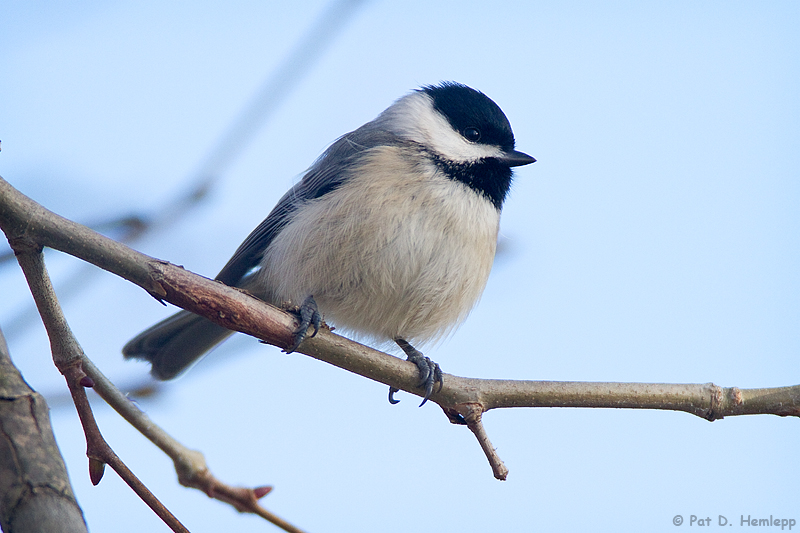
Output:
top-left (284, 295), bottom-right (321, 353)
top-left (388, 338), bottom-right (443, 406)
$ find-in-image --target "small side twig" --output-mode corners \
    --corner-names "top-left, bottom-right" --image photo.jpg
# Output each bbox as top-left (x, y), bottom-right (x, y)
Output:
top-left (65, 362), bottom-right (190, 533)
top-left (79, 356), bottom-right (307, 533)
top-left (456, 403), bottom-right (508, 480)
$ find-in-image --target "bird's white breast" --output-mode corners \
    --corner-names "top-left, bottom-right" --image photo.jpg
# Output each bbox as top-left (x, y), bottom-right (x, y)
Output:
top-left (257, 145), bottom-right (500, 345)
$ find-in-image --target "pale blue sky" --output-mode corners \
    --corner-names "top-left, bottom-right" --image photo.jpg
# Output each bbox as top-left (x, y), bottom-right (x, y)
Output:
top-left (1, 2), bottom-right (798, 532)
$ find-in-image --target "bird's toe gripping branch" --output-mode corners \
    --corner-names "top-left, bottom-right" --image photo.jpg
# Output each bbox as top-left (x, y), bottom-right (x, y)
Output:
top-left (284, 295), bottom-right (322, 353)
top-left (389, 338), bottom-right (444, 406)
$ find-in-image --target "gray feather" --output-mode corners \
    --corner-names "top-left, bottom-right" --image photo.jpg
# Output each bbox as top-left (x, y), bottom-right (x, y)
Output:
top-left (124, 126), bottom-right (406, 378)
top-left (122, 310), bottom-right (234, 380)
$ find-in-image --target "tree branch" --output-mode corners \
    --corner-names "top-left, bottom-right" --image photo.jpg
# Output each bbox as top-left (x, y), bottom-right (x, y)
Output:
top-left (78, 357), bottom-right (307, 533)
top-left (12, 245), bottom-right (191, 533)
top-left (0, 326), bottom-right (88, 533)
top-left (2, 174), bottom-right (797, 483)
top-left (9, 238), bottom-right (307, 533)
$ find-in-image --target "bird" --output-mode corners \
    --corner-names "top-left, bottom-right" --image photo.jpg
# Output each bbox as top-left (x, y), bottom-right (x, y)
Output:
top-left (123, 81), bottom-right (535, 405)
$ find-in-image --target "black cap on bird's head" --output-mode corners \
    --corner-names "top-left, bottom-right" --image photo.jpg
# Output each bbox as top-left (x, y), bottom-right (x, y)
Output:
top-left (370, 81), bottom-right (535, 209)
top-left (421, 82), bottom-right (536, 168)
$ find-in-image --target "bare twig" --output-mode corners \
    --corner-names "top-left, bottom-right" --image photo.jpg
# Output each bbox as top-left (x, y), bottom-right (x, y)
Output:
top-left (10, 239), bottom-right (306, 532)
top-left (456, 403), bottom-right (508, 480)
top-left (79, 356), bottom-right (307, 533)
top-left (193, 0), bottom-right (368, 183)
top-left (0, 0), bottom-right (368, 341)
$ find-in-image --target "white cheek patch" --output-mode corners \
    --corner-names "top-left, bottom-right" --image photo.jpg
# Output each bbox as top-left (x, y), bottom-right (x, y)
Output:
top-left (376, 92), bottom-right (504, 163)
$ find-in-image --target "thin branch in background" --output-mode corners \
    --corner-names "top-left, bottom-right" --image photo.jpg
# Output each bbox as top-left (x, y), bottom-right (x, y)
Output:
top-left (192, 0), bottom-right (368, 187)
top-left (0, 0), bottom-right (368, 345)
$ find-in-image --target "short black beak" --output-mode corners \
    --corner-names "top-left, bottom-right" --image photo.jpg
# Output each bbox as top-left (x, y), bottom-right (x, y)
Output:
top-left (499, 149), bottom-right (536, 167)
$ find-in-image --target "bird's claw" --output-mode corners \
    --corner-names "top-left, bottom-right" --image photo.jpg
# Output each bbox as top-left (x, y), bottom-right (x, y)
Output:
top-left (411, 354), bottom-right (442, 406)
top-left (390, 338), bottom-right (444, 406)
top-left (284, 295), bottom-right (321, 353)
top-left (388, 386), bottom-right (401, 404)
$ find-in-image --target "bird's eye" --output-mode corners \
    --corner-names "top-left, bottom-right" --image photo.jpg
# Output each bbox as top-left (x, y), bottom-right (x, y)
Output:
top-left (463, 127), bottom-right (481, 142)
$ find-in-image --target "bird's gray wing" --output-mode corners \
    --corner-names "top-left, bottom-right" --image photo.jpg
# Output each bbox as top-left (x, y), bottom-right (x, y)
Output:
top-left (214, 127), bottom-right (403, 286)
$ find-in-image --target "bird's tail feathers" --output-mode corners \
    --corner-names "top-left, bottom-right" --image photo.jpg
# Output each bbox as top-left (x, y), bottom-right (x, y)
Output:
top-left (122, 310), bottom-right (234, 380)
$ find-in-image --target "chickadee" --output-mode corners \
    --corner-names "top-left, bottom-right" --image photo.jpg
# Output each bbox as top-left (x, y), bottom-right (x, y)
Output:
top-left (124, 82), bottom-right (535, 405)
